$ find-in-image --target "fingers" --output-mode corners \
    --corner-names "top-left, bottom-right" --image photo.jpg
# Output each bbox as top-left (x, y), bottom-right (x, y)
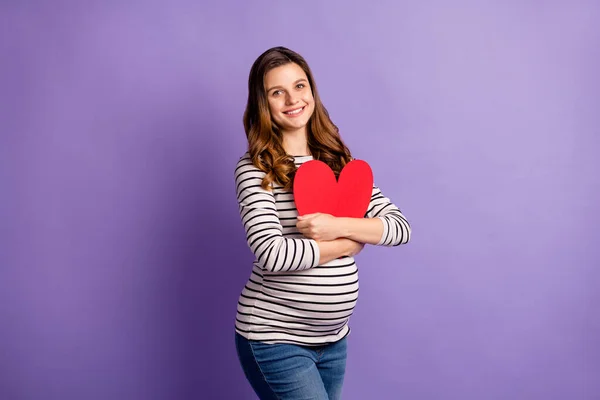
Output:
top-left (297, 213), bottom-right (320, 221)
top-left (296, 213), bottom-right (319, 229)
top-left (296, 219), bottom-right (311, 230)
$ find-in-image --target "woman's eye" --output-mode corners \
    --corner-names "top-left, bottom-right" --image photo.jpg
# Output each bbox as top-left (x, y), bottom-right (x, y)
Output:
top-left (273, 90), bottom-right (283, 96)
top-left (297, 83), bottom-right (305, 89)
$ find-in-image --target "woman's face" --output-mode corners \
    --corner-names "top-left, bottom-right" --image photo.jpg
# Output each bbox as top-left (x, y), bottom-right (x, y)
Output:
top-left (264, 63), bottom-right (315, 135)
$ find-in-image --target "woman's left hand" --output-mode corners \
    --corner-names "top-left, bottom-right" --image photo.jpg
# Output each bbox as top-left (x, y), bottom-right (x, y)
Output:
top-left (296, 213), bottom-right (344, 241)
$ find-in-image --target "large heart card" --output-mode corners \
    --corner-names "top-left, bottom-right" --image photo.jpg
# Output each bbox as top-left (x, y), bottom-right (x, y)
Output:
top-left (293, 160), bottom-right (373, 218)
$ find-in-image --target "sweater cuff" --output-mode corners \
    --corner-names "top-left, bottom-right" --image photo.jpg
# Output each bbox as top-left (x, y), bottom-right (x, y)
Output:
top-left (310, 239), bottom-right (321, 266)
top-left (376, 216), bottom-right (389, 246)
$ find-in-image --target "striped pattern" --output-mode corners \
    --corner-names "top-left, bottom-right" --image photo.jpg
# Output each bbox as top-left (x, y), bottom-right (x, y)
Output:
top-left (234, 152), bottom-right (410, 345)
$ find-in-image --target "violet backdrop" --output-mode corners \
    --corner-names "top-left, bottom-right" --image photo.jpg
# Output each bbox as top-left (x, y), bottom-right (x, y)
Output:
top-left (1, 1), bottom-right (599, 399)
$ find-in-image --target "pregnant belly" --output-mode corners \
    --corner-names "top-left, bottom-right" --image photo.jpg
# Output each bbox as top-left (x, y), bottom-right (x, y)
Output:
top-left (257, 263), bottom-right (360, 324)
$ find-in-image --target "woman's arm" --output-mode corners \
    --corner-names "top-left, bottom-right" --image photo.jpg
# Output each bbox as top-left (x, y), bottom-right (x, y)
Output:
top-left (235, 154), bottom-right (321, 272)
top-left (363, 185), bottom-right (411, 246)
top-left (334, 217), bottom-right (385, 245)
top-left (297, 185), bottom-right (411, 246)
top-left (316, 238), bottom-right (365, 264)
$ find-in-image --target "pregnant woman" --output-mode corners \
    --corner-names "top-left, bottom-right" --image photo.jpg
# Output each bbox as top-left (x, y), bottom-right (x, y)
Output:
top-left (234, 46), bottom-right (411, 400)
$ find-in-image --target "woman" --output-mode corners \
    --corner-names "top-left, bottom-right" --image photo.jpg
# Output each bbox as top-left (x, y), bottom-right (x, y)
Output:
top-left (234, 46), bottom-right (411, 400)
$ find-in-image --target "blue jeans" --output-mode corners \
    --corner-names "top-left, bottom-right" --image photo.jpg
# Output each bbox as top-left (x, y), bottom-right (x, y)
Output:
top-left (235, 332), bottom-right (347, 399)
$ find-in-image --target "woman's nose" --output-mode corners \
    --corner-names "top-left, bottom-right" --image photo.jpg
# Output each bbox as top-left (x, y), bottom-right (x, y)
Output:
top-left (285, 92), bottom-right (299, 105)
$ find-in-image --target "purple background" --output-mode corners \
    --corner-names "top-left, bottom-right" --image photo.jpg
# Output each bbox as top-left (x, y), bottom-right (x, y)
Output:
top-left (1, 1), bottom-right (599, 399)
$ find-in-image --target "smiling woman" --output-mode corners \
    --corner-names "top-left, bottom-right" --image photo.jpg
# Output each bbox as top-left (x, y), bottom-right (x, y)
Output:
top-left (264, 65), bottom-right (315, 137)
top-left (234, 46), bottom-right (411, 400)
top-left (243, 47), bottom-right (353, 193)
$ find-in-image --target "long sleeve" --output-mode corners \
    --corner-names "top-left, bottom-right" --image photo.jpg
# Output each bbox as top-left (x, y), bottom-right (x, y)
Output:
top-left (365, 185), bottom-right (411, 246)
top-left (234, 154), bottom-right (321, 272)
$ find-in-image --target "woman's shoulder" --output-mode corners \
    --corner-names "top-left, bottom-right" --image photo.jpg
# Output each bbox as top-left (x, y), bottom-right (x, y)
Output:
top-left (235, 151), bottom-right (264, 176)
top-left (236, 151), bottom-right (251, 163)
top-left (236, 151), bottom-right (256, 167)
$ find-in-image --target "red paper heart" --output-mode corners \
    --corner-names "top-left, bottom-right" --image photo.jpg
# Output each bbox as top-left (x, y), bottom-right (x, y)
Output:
top-left (293, 160), bottom-right (373, 218)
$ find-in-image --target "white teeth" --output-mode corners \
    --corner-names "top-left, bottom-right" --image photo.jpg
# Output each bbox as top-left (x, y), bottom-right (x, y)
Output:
top-left (285, 107), bottom-right (303, 115)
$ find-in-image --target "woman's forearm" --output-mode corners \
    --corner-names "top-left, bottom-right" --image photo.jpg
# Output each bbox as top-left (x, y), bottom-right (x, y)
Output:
top-left (316, 238), bottom-right (356, 264)
top-left (335, 217), bottom-right (384, 245)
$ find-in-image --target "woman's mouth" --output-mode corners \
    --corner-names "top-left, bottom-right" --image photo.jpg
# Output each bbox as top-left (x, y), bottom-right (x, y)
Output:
top-left (283, 106), bottom-right (306, 117)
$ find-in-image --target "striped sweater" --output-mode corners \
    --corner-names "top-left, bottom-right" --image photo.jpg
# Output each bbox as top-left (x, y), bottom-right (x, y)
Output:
top-left (234, 152), bottom-right (411, 345)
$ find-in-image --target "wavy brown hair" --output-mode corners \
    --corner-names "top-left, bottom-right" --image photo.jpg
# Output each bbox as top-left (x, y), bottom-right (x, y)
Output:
top-left (243, 46), bottom-right (352, 191)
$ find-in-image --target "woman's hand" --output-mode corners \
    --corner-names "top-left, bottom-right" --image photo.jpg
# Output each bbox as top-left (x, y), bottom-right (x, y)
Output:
top-left (296, 213), bottom-right (343, 242)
